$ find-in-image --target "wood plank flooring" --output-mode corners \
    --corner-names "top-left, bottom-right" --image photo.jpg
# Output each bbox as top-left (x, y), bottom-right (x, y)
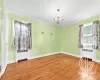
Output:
top-left (1, 53), bottom-right (100, 80)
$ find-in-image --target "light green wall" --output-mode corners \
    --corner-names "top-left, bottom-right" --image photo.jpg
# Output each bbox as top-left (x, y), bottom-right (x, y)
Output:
top-left (62, 15), bottom-right (100, 60)
top-left (8, 13), bottom-right (62, 62)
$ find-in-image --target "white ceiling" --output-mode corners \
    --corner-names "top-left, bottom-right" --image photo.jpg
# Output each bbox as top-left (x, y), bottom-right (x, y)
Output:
top-left (4, 0), bottom-right (100, 26)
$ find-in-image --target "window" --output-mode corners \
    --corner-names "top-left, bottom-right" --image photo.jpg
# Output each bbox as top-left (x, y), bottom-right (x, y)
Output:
top-left (82, 23), bottom-right (94, 49)
top-left (78, 20), bottom-right (100, 49)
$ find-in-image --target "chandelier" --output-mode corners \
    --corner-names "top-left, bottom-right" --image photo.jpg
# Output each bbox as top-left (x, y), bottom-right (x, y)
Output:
top-left (54, 9), bottom-right (63, 24)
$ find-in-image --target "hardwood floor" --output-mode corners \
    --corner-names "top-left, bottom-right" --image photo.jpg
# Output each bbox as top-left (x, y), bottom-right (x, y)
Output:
top-left (1, 53), bottom-right (100, 80)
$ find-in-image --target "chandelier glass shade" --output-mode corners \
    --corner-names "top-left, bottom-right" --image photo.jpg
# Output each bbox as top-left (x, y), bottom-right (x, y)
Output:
top-left (54, 9), bottom-right (63, 24)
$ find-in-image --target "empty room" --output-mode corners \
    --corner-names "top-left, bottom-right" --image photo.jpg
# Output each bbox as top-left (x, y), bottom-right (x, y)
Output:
top-left (0, 0), bottom-right (100, 80)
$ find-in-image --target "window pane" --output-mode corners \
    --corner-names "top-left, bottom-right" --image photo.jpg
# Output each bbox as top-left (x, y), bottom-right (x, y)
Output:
top-left (83, 25), bottom-right (93, 35)
top-left (82, 36), bottom-right (93, 44)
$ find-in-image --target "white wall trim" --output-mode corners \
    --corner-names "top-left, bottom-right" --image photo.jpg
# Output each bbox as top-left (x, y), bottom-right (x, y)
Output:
top-left (8, 60), bottom-right (15, 64)
top-left (62, 52), bottom-right (100, 63)
top-left (0, 7), bottom-right (8, 78)
top-left (94, 59), bottom-right (100, 63)
top-left (28, 52), bottom-right (60, 60)
top-left (0, 65), bottom-right (7, 78)
top-left (61, 52), bottom-right (81, 58)
top-left (7, 51), bottom-right (100, 65)
top-left (8, 52), bottom-right (61, 64)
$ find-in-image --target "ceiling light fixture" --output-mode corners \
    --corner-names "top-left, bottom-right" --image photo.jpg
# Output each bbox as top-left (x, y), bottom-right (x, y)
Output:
top-left (54, 9), bottom-right (63, 24)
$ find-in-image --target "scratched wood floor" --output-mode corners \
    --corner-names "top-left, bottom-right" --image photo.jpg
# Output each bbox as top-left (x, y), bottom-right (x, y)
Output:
top-left (1, 53), bottom-right (100, 80)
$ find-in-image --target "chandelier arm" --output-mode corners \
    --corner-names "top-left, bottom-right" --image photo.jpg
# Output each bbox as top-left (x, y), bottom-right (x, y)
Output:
top-left (54, 9), bottom-right (63, 24)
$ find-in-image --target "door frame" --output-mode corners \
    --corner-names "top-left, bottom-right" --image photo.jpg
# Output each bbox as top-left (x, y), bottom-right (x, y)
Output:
top-left (0, 9), bottom-right (8, 77)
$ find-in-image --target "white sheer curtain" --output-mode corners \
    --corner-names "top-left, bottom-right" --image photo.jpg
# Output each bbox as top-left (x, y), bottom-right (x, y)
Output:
top-left (20, 23), bottom-right (28, 51)
top-left (93, 21), bottom-right (100, 49)
top-left (14, 20), bottom-right (32, 52)
top-left (78, 24), bottom-right (83, 48)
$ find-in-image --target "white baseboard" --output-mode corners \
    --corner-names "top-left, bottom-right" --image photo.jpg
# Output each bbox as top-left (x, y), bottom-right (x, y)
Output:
top-left (28, 52), bottom-right (61, 60)
top-left (7, 51), bottom-right (100, 65)
top-left (62, 52), bottom-right (100, 63)
top-left (0, 65), bottom-right (7, 78)
top-left (94, 59), bottom-right (100, 63)
top-left (7, 52), bottom-right (61, 64)
top-left (61, 52), bottom-right (81, 58)
top-left (8, 60), bottom-right (15, 64)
